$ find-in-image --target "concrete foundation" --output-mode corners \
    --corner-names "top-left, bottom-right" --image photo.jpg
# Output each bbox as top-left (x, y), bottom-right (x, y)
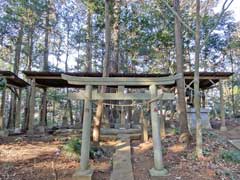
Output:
top-left (37, 126), bottom-right (46, 134)
top-left (220, 126), bottom-right (227, 131)
top-left (14, 128), bottom-right (21, 134)
top-left (187, 108), bottom-right (212, 129)
top-left (149, 168), bottom-right (168, 177)
top-left (72, 169), bottom-right (93, 180)
top-left (0, 129), bottom-right (9, 137)
top-left (26, 129), bottom-right (34, 135)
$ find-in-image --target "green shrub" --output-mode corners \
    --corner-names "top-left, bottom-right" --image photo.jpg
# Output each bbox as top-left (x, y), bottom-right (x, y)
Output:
top-left (62, 138), bottom-right (81, 160)
top-left (221, 150), bottom-right (240, 163)
top-left (90, 145), bottom-right (105, 159)
top-left (62, 138), bottom-right (105, 160)
top-left (0, 78), bottom-right (6, 91)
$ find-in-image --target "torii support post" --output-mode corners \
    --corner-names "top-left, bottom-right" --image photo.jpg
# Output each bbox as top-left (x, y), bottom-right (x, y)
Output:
top-left (140, 109), bottom-right (148, 142)
top-left (219, 80), bottom-right (227, 131)
top-left (118, 86), bottom-right (126, 128)
top-left (0, 88), bottom-right (8, 137)
top-left (27, 79), bottom-right (36, 135)
top-left (149, 84), bottom-right (168, 177)
top-left (15, 89), bottom-right (22, 133)
top-left (73, 85), bottom-right (93, 180)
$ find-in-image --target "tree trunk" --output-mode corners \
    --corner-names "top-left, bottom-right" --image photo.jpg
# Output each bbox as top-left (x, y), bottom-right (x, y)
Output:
top-left (8, 91), bottom-right (16, 129)
top-left (14, 22), bottom-right (24, 75)
top-left (15, 89), bottom-right (22, 131)
top-left (23, 27), bottom-right (34, 131)
top-left (93, 0), bottom-right (111, 143)
top-left (86, 7), bottom-right (92, 72)
top-left (0, 89), bottom-right (6, 130)
top-left (65, 26), bottom-right (74, 125)
top-left (43, 0), bottom-right (50, 71)
top-left (40, 88), bottom-right (48, 126)
top-left (8, 21), bottom-right (24, 130)
top-left (67, 94), bottom-right (74, 125)
top-left (112, 0), bottom-right (120, 73)
top-left (52, 99), bottom-right (55, 125)
top-left (174, 0), bottom-right (190, 140)
top-left (39, 0), bottom-right (50, 127)
top-left (194, 0), bottom-right (203, 159)
top-left (230, 50), bottom-right (235, 117)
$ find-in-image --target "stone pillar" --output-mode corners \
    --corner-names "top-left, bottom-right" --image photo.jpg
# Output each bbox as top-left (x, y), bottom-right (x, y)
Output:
top-left (159, 100), bottom-right (166, 138)
top-left (73, 85), bottom-right (93, 180)
top-left (15, 88), bottom-right (22, 133)
top-left (0, 89), bottom-right (8, 137)
top-left (140, 110), bottom-right (148, 142)
top-left (219, 80), bottom-right (227, 131)
top-left (201, 91), bottom-right (206, 108)
top-left (149, 84), bottom-right (167, 176)
top-left (27, 78), bottom-right (36, 135)
top-left (118, 86), bottom-right (125, 128)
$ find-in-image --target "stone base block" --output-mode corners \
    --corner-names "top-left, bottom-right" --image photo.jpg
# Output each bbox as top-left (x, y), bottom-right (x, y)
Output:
top-left (114, 123), bottom-right (121, 129)
top-left (0, 129), bottom-right (9, 137)
top-left (26, 129), bottom-right (34, 135)
top-left (220, 126), bottom-right (227, 131)
top-left (14, 128), bottom-right (21, 133)
top-left (149, 167), bottom-right (168, 177)
top-left (37, 126), bottom-right (46, 134)
top-left (72, 169), bottom-right (93, 180)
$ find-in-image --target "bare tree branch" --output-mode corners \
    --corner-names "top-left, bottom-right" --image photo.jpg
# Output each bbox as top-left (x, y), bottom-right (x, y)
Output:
top-left (201, 0), bottom-right (234, 48)
top-left (161, 0), bottom-right (234, 43)
top-left (161, 0), bottom-right (195, 34)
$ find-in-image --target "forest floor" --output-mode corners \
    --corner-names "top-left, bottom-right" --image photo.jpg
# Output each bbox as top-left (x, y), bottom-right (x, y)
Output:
top-left (0, 135), bottom-right (116, 180)
top-left (132, 119), bottom-right (240, 180)
top-left (0, 119), bottom-right (239, 180)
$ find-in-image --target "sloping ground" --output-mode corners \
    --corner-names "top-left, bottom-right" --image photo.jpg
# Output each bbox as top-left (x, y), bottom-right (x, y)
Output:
top-left (229, 139), bottom-right (240, 150)
top-left (225, 126), bottom-right (240, 139)
top-left (0, 136), bottom-right (115, 180)
top-left (131, 127), bottom-right (240, 180)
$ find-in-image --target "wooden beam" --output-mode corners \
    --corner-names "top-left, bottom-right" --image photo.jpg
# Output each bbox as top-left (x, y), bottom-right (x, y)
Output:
top-left (62, 73), bottom-right (183, 86)
top-left (68, 92), bottom-right (175, 101)
top-left (0, 75), bottom-right (15, 79)
top-left (24, 76), bottom-right (63, 80)
top-left (184, 76), bottom-right (229, 80)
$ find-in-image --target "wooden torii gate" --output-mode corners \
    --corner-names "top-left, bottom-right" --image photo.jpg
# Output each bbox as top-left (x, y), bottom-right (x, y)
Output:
top-left (62, 73), bottom-right (182, 179)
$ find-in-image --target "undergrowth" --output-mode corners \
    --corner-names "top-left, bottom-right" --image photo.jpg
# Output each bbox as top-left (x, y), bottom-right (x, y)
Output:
top-left (62, 137), bottom-right (105, 160)
top-left (220, 150), bottom-right (240, 163)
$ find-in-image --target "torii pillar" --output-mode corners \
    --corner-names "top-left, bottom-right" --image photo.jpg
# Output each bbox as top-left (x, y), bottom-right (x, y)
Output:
top-left (73, 85), bottom-right (93, 180)
top-left (149, 84), bottom-right (168, 176)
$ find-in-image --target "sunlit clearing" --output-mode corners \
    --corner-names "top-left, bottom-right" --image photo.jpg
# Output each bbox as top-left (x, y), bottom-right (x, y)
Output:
top-left (168, 143), bottom-right (187, 153)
